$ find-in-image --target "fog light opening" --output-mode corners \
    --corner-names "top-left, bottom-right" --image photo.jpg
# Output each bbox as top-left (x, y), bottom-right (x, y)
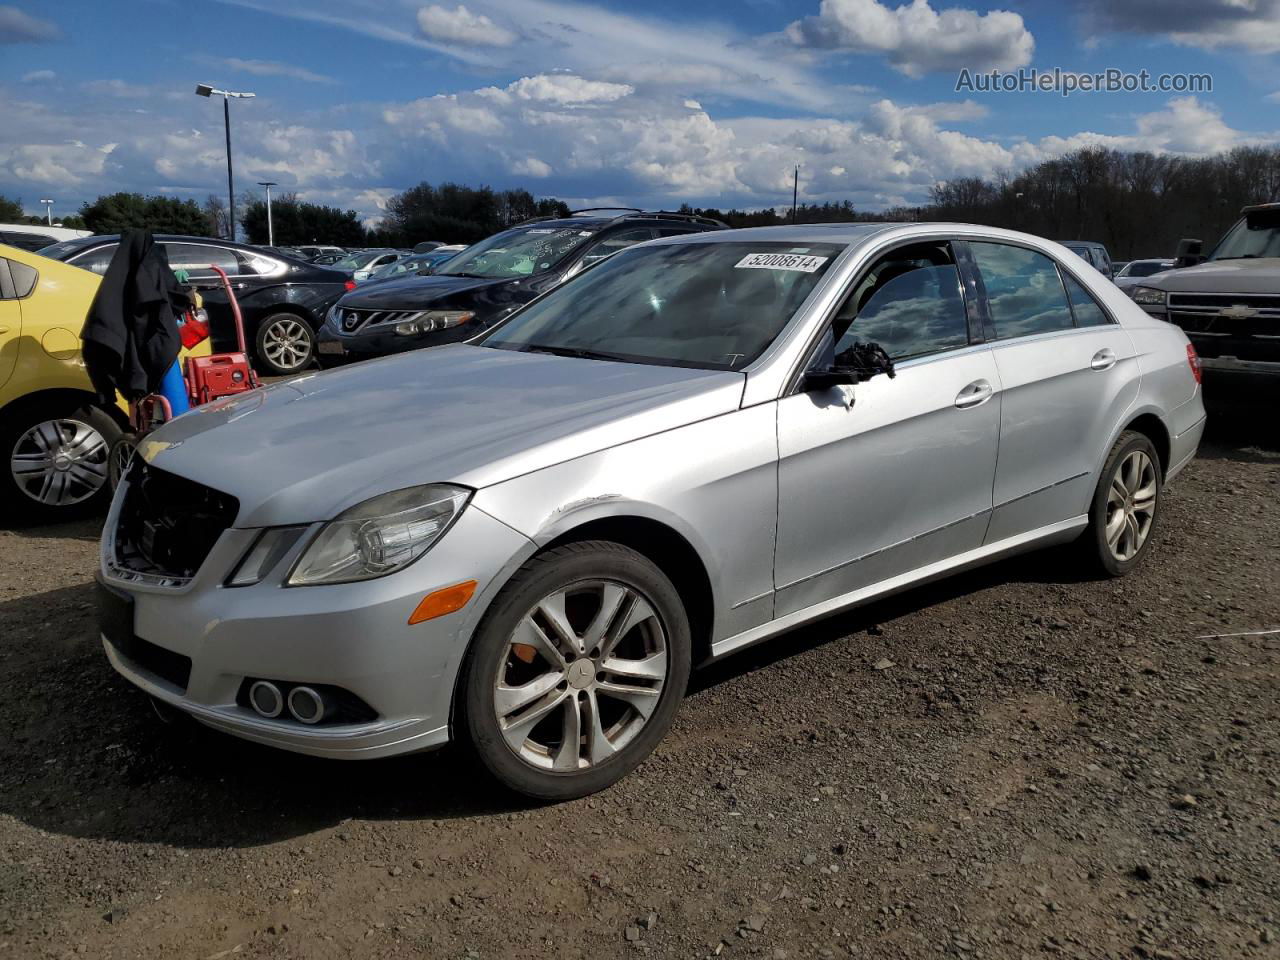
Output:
top-left (248, 680), bottom-right (284, 718)
top-left (287, 685), bottom-right (328, 725)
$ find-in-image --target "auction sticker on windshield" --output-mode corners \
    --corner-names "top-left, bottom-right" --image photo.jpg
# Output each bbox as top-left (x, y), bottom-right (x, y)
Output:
top-left (735, 252), bottom-right (828, 272)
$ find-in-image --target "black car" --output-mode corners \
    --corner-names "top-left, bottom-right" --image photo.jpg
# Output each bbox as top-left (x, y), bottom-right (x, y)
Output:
top-left (38, 234), bottom-right (354, 374)
top-left (1058, 240), bottom-right (1115, 280)
top-left (316, 210), bottom-right (726, 365)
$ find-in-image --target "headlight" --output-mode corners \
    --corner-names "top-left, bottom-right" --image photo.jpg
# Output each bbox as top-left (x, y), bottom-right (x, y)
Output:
top-left (394, 310), bottom-right (474, 336)
top-left (326, 303), bottom-right (342, 326)
top-left (287, 484), bottom-right (471, 586)
top-left (1129, 286), bottom-right (1167, 306)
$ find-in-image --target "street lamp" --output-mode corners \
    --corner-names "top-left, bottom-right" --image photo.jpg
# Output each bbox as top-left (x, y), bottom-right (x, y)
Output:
top-left (257, 181), bottom-right (278, 247)
top-left (39, 198), bottom-right (54, 226)
top-left (195, 83), bottom-right (256, 242)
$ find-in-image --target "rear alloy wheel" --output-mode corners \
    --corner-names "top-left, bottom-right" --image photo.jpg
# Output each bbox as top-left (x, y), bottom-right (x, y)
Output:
top-left (1, 401), bottom-right (120, 523)
top-left (462, 542), bottom-right (691, 800)
top-left (255, 313), bottom-right (315, 375)
top-left (1083, 430), bottom-right (1162, 577)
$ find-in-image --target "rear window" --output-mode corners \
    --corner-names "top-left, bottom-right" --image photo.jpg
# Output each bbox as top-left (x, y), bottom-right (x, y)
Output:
top-left (971, 242), bottom-right (1074, 339)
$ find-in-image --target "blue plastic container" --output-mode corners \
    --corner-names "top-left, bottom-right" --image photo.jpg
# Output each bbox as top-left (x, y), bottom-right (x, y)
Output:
top-left (158, 359), bottom-right (190, 417)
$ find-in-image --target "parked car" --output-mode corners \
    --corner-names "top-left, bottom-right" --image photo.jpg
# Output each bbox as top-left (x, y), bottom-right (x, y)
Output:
top-left (294, 245), bottom-right (346, 262)
top-left (1114, 258), bottom-right (1175, 291)
top-left (413, 241), bottom-right (444, 253)
top-left (1059, 240), bottom-right (1115, 279)
top-left (38, 234), bottom-right (353, 375)
top-left (331, 249), bottom-right (409, 281)
top-left (0, 243), bottom-right (211, 522)
top-left (97, 223), bottom-right (1204, 799)
top-left (0, 223), bottom-right (93, 252)
top-left (362, 250), bottom-right (458, 284)
top-left (316, 210), bottom-right (726, 365)
top-left (1127, 202), bottom-right (1280, 382)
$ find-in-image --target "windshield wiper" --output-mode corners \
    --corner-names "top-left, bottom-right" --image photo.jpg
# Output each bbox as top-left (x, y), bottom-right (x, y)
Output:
top-left (1214, 255), bottom-right (1260, 260)
top-left (519, 344), bottom-right (640, 363)
top-left (438, 271), bottom-right (489, 279)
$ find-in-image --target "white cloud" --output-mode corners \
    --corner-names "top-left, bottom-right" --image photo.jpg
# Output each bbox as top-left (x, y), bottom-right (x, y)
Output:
top-left (511, 156), bottom-right (553, 177)
top-left (785, 0), bottom-right (1034, 77)
top-left (490, 74), bottom-right (635, 105)
top-left (416, 3), bottom-right (517, 46)
top-left (0, 4), bottom-right (59, 43)
top-left (1081, 0), bottom-right (1280, 54)
top-left (20, 68), bottom-right (55, 84)
top-left (82, 78), bottom-right (153, 98)
top-left (201, 56), bottom-right (336, 84)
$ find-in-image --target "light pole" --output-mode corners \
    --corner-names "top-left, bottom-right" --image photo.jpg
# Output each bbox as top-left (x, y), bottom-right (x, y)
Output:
top-left (257, 181), bottom-right (278, 247)
top-left (39, 198), bottom-right (54, 226)
top-left (195, 83), bottom-right (256, 241)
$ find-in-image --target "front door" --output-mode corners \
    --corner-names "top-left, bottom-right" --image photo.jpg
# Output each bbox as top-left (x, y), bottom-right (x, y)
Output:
top-left (774, 241), bottom-right (1002, 618)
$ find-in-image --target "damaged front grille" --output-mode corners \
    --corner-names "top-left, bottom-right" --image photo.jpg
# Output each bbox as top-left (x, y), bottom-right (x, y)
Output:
top-left (112, 459), bottom-right (239, 584)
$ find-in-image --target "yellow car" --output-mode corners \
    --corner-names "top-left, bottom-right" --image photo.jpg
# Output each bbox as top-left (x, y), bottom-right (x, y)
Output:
top-left (0, 243), bottom-right (210, 523)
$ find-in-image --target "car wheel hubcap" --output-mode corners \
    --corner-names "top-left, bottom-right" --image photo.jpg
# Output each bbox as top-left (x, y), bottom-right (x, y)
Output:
top-left (1105, 449), bottom-right (1156, 562)
top-left (263, 318), bottom-right (311, 370)
top-left (493, 580), bottom-right (667, 772)
top-left (10, 419), bottom-right (109, 506)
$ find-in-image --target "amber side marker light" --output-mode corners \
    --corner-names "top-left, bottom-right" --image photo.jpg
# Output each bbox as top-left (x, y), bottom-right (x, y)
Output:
top-left (408, 580), bottom-right (478, 625)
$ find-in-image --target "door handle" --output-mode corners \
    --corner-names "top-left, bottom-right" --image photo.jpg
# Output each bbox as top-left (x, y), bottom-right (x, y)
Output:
top-left (955, 379), bottom-right (993, 409)
top-left (1091, 348), bottom-right (1117, 371)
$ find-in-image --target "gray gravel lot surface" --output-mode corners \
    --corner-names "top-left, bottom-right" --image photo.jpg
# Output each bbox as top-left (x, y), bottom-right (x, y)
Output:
top-left (0, 413), bottom-right (1276, 960)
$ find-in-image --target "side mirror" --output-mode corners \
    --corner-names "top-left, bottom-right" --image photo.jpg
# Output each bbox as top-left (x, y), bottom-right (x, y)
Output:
top-left (1174, 238), bottom-right (1204, 268)
top-left (804, 366), bottom-right (861, 391)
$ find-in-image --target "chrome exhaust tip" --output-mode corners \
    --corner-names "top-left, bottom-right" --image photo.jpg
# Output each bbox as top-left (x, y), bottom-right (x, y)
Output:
top-left (248, 680), bottom-right (284, 718)
top-left (286, 685), bottom-right (328, 725)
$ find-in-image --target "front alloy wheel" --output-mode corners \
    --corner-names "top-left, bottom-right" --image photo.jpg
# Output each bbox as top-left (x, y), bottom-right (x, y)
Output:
top-left (495, 581), bottom-right (668, 771)
top-left (462, 541), bottom-right (691, 800)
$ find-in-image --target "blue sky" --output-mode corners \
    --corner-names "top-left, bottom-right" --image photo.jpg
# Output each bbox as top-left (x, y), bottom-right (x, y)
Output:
top-left (2, 0), bottom-right (1279, 225)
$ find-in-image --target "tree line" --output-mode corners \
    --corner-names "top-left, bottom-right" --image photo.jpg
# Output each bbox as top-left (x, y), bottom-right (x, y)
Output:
top-left (6, 146), bottom-right (1277, 255)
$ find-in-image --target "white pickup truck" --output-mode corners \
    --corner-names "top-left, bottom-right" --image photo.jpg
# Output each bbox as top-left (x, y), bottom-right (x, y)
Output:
top-left (1127, 202), bottom-right (1280, 380)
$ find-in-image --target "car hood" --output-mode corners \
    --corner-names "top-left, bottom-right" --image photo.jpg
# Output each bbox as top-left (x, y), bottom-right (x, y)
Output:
top-left (341, 273), bottom-right (510, 308)
top-left (1144, 258), bottom-right (1280, 293)
top-left (137, 344), bottom-right (745, 527)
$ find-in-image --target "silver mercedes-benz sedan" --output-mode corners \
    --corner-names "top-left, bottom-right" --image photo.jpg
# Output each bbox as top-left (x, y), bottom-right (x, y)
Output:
top-left (98, 223), bottom-right (1206, 799)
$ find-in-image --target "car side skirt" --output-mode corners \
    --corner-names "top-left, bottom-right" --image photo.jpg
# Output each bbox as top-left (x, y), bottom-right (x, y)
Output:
top-left (708, 515), bottom-right (1088, 663)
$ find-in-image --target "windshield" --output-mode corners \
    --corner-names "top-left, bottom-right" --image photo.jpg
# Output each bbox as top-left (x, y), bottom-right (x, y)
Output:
top-left (1121, 261), bottom-right (1168, 278)
top-left (481, 241), bottom-right (843, 370)
top-left (36, 237), bottom-right (100, 260)
top-left (335, 252), bottom-right (380, 269)
top-left (1211, 211), bottom-right (1280, 260)
top-left (436, 223), bottom-right (595, 280)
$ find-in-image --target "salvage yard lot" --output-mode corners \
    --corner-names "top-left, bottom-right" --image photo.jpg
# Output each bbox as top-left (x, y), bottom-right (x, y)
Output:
top-left (0, 416), bottom-right (1276, 960)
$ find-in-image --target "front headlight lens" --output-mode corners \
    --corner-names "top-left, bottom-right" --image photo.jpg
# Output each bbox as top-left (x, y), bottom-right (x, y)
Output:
top-left (326, 303), bottom-right (342, 326)
top-left (1129, 286), bottom-right (1167, 306)
top-left (394, 310), bottom-right (474, 336)
top-left (287, 484), bottom-right (471, 586)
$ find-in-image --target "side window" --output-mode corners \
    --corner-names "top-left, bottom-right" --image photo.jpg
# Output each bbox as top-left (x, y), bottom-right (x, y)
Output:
top-left (6, 259), bottom-right (37, 298)
top-left (164, 243), bottom-right (241, 279)
top-left (970, 242), bottom-right (1073, 339)
top-left (580, 228), bottom-right (655, 267)
top-left (69, 244), bottom-right (118, 276)
top-left (1063, 273), bottom-right (1111, 327)
top-left (831, 242), bottom-right (970, 362)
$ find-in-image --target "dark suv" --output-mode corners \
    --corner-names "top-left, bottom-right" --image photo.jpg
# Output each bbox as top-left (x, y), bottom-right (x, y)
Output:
top-left (38, 234), bottom-right (353, 374)
top-left (316, 210), bottom-right (726, 364)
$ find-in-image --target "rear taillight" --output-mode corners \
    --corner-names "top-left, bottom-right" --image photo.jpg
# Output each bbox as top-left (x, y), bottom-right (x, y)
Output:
top-left (1186, 343), bottom-right (1202, 384)
top-left (344, 280), bottom-right (356, 291)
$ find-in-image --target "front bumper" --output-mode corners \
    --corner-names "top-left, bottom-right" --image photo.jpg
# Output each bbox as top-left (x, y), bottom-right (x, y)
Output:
top-left (316, 322), bottom-right (475, 363)
top-left (99, 496), bottom-right (534, 759)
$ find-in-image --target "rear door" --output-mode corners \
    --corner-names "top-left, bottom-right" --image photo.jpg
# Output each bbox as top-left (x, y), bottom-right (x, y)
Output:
top-left (163, 242), bottom-right (254, 353)
top-left (0, 258), bottom-right (23, 389)
top-left (964, 240), bottom-right (1138, 543)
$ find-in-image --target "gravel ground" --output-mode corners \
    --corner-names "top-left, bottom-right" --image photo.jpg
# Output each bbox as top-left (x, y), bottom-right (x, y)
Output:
top-left (0, 411), bottom-right (1276, 960)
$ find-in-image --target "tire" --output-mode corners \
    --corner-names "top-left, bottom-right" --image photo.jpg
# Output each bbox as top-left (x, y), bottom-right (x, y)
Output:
top-left (254, 312), bottom-right (315, 375)
top-left (108, 432), bottom-right (139, 490)
top-left (0, 398), bottom-right (121, 524)
top-left (1082, 430), bottom-right (1162, 577)
top-left (459, 541), bottom-right (692, 801)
